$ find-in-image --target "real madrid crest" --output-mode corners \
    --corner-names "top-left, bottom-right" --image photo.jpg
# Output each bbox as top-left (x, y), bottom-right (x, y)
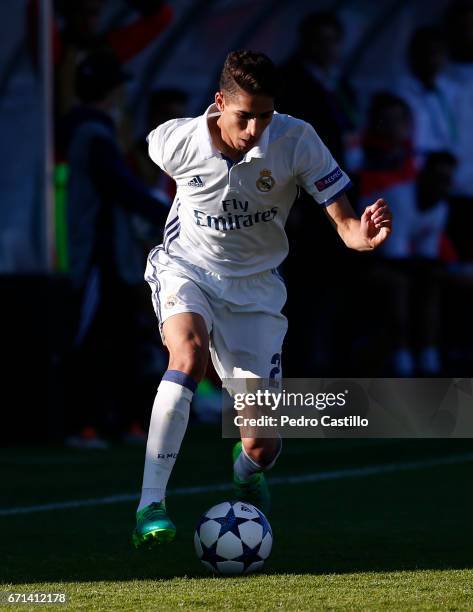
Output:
top-left (256, 169), bottom-right (275, 192)
top-left (164, 294), bottom-right (179, 309)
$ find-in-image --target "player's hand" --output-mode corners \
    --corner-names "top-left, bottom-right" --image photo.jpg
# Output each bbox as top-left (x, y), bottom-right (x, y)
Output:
top-left (360, 199), bottom-right (392, 249)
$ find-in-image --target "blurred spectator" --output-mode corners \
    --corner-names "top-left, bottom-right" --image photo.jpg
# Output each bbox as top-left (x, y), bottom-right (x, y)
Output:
top-left (27, 0), bottom-right (173, 118)
top-left (278, 10), bottom-right (357, 164)
top-left (26, 0), bottom-right (173, 272)
top-left (277, 11), bottom-right (359, 375)
top-left (359, 92), bottom-right (457, 374)
top-left (444, 0), bottom-right (473, 260)
top-left (130, 88), bottom-right (189, 206)
top-left (148, 88), bottom-right (188, 132)
top-left (395, 27), bottom-right (458, 161)
top-left (358, 92), bottom-right (415, 375)
top-left (359, 92), bottom-right (417, 233)
top-left (389, 151), bottom-right (456, 260)
top-left (63, 49), bottom-right (167, 447)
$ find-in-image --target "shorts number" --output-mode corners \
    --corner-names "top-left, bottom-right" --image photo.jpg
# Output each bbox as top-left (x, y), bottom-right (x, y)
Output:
top-left (269, 353), bottom-right (281, 379)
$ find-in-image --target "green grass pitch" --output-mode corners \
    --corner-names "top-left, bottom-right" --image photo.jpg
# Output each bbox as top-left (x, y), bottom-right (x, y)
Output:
top-left (1, 428), bottom-right (473, 610)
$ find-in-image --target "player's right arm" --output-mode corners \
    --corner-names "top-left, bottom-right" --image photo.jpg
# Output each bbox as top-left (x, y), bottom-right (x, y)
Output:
top-left (147, 117), bottom-right (192, 179)
top-left (147, 121), bottom-right (172, 176)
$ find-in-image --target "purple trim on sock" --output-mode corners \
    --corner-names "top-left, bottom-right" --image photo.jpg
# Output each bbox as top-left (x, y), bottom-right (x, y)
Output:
top-left (162, 370), bottom-right (197, 393)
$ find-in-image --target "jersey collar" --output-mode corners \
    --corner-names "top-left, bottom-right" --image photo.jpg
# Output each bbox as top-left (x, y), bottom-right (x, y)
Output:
top-left (197, 104), bottom-right (222, 160)
top-left (197, 103), bottom-right (270, 161)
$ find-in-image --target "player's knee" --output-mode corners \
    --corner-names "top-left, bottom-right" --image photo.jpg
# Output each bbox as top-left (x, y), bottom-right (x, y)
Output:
top-left (168, 342), bottom-right (208, 382)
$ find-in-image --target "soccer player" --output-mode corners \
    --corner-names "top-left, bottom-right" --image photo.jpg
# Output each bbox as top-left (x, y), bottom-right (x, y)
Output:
top-left (133, 50), bottom-right (392, 548)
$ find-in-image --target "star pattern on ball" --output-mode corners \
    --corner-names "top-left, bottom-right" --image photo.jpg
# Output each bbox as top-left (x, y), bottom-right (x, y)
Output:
top-left (233, 540), bottom-right (262, 572)
top-left (195, 502), bottom-right (273, 574)
top-left (255, 509), bottom-right (272, 539)
top-left (199, 538), bottom-right (227, 567)
top-left (210, 506), bottom-right (260, 539)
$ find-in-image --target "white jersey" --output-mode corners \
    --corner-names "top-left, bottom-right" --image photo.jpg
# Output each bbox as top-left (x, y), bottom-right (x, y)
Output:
top-left (147, 103), bottom-right (351, 277)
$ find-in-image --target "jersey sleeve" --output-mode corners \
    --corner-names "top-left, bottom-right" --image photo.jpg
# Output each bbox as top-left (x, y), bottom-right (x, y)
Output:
top-left (147, 120), bottom-right (174, 176)
top-left (293, 122), bottom-right (352, 206)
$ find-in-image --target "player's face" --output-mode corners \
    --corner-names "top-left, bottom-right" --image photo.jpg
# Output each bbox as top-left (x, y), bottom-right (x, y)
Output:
top-left (215, 89), bottom-right (274, 154)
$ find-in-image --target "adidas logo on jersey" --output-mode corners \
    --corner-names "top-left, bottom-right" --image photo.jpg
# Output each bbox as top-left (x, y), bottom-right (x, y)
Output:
top-left (188, 175), bottom-right (205, 188)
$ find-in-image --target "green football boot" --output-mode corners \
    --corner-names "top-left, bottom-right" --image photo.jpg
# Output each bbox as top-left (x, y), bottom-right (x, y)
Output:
top-left (132, 501), bottom-right (176, 549)
top-left (232, 441), bottom-right (271, 516)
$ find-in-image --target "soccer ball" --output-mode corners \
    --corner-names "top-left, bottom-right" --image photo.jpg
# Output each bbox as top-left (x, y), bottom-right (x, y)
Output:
top-left (194, 500), bottom-right (273, 575)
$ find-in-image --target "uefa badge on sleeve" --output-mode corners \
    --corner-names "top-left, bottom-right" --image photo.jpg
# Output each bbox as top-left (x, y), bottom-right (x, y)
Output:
top-left (256, 169), bottom-right (275, 192)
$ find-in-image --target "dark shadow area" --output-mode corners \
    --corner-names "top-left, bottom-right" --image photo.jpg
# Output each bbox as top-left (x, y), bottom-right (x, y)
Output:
top-left (2, 436), bottom-right (473, 583)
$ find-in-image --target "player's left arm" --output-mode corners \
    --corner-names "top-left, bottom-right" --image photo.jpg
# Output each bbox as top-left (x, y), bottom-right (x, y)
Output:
top-left (323, 193), bottom-right (392, 251)
top-left (292, 120), bottom-right (392, 249)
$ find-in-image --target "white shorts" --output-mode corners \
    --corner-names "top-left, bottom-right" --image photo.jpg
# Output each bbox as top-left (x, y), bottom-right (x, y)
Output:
top-left (145, 247), bottom-right (288, 382)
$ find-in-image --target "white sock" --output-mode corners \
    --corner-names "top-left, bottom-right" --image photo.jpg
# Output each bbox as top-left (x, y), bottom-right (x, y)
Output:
top-left (234, 439), bottom-right (282, 482)
top-left (137, 370), bottom-right (196, 512)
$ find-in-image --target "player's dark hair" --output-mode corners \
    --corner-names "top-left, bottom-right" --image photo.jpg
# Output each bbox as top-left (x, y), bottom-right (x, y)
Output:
top-left (219, 50), bottom-right (280, 98)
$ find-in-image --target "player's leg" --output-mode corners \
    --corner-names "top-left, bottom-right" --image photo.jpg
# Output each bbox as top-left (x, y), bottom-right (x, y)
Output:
top-left (232, 389), bottom-right (283, 516)
top-left (237, 436), bottom-right (282, 477)
top-left (231, 437), bottom-right (281, 516)
top-left (210, 270), bottom-right (288, 515)
top-left (134, 253), bottom-right (213, 548)
top-left (139, 312), bottom-right (209, 508)
top-left (134, 311), bottom-right (209, 548)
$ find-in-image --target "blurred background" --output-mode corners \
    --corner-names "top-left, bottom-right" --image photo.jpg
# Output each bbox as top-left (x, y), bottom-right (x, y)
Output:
top-left (1, 0), bottom-right (472, 446)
